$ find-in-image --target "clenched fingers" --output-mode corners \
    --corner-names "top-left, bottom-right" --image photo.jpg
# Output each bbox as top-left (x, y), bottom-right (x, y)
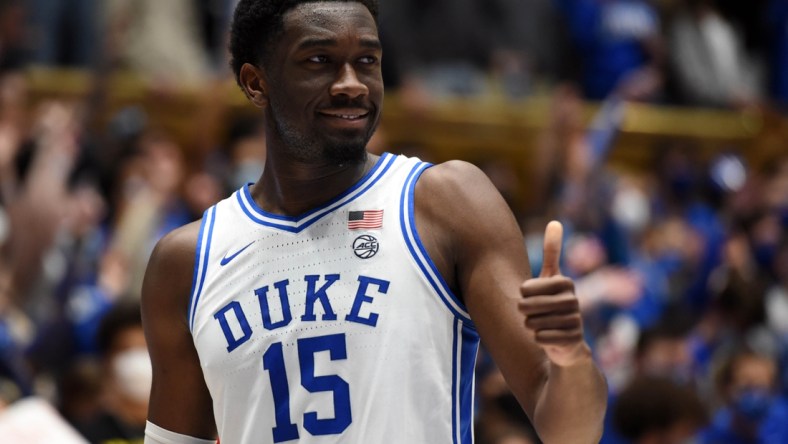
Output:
top-left (523, 311), bottom-right (582, 331)
top-left (520, 275), bottom-right (575, 298)
top-left (533, 329), bottom-right (584, 346)
top-left (518, 292), bottom-right (579, 317)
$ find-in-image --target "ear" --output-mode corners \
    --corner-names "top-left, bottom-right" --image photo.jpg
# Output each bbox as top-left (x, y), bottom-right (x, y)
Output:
top-left (239, 63), bottom-right (269, 108)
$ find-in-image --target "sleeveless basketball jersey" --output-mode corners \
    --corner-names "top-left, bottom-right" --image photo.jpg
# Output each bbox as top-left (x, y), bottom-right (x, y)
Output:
top-left (188, 153), bottom-right (479, 444)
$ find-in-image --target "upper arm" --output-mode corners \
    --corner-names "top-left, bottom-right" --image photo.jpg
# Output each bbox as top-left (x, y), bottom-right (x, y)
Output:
top-left (414, 161), bottom-right (548, 417)
top-left (141, 221), bottom-right (216, 438)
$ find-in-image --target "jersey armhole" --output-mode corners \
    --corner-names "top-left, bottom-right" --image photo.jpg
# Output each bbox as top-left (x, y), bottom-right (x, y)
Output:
top-left (399, 161), bottom-right (475, 328)
top-left (188, 206), bottom-right (217, 332)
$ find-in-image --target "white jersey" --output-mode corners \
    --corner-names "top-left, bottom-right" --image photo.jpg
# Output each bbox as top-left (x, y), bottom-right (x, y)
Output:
top-left (188, 153), bottom-right (479, 444)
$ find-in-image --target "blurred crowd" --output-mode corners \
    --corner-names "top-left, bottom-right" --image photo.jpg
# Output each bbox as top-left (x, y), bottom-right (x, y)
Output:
top-left (0, 0), bottom-right (787, 108)
top-left (474, 84), bottom-right (788, 443)
top-left (0, 0), bottom-right (786, 443)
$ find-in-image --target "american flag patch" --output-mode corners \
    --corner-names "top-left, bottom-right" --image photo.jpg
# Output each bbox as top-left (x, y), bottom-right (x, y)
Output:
top-left (348, 210), bottom-right (384, 230)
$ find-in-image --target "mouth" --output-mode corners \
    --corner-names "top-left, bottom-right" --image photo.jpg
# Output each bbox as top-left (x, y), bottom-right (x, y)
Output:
top-left (317, 108), bottom-right (371, 122)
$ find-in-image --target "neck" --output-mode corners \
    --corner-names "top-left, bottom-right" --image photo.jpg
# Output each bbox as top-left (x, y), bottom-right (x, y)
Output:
top-left (251, 149), bottom-right (376, 216)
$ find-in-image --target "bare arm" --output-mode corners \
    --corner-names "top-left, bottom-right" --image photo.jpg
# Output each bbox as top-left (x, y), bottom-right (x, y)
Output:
top-left (141, 221), bottom-right (216, 439)
top-left (415, 161), bottom-right (606, 444)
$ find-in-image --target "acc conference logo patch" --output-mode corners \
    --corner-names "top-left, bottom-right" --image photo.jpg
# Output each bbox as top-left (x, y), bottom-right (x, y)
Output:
top-left (353, 235), bottom-right (379, 259)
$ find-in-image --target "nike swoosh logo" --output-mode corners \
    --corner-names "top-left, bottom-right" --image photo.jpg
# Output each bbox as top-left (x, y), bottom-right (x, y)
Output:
top-left (220, 241), bottom-right (255, 266)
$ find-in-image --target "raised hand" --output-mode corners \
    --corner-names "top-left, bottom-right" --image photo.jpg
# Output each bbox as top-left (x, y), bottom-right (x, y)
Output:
top-left (518, 221), bottom-right (590, 367)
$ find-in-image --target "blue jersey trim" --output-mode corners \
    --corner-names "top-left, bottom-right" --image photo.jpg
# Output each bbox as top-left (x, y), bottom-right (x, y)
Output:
top-left (451, 319), bottom-right (480, 444)
top-left (235, 153), bottom-right (395, 233)
top-left (189, 206), bottom-right (217, 331)
top-left (187, 209), bottom-right (209, 322)
top-left (459, 323), bottom-right (480, 444)
top-left (236, 192), bottom-right (300, 233)
top-left (399, 161), bottom-right (474, 325)
top-left (452, 319), bottom-right (460, 444)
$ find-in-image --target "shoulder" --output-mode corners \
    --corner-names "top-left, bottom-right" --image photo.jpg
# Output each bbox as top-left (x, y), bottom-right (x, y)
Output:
top-left (414, 160), bottom-right (500, 216)
top-left (411, 160), bottom-right (526, 290)
top-left (142, 220), bottom-right (204, 322)
top-left (416, 160), bottom-right (489, 195)
top-left (147, 220), bottom-right (203, 276)
top-left (415, 159), bottom-right (515, 232)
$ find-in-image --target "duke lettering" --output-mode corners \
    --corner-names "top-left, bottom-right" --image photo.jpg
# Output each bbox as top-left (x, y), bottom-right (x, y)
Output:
top-left (215, 274), bottom-right (390, 353)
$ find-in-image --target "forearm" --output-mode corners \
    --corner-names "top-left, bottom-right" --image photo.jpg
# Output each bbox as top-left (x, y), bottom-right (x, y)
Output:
top-left (533, 348), bottom-right (607, 444)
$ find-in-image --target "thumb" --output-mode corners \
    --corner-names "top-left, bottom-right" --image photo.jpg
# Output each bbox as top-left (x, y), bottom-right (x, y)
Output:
top-left (540, 220), bottom-right (564, 277)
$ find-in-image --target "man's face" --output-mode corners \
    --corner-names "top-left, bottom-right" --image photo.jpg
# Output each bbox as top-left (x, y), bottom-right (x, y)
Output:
top-left (729, 355), bottom-right (776, 396)
top-left (639, 338), bottom-right (693, 383)
top-left (264, 2), bottom-right (383, 164)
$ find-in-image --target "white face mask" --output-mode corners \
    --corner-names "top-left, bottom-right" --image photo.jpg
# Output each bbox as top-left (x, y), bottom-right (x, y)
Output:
top-left (112, 347), bottom-right (152, 404)
top-left (611, 185), bottom-right (650, 233)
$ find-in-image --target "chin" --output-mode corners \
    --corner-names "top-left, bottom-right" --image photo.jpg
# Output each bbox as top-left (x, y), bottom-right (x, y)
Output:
top-left (324, 139), bottom-right (368, 164)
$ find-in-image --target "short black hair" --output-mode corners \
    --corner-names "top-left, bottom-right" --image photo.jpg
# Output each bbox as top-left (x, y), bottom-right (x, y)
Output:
top-left (614, 376), bottom-right (708, 440)
top-left (229, 0), bottom-right (379, 84)
top-left (96, 300), bottom-right (143, 357)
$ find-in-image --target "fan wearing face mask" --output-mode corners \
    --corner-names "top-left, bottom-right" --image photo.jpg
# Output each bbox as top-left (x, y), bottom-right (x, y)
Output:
top-left (74, 301), bottom-right (150, 444)
top-left (700, 346), bottom-right (788, 444)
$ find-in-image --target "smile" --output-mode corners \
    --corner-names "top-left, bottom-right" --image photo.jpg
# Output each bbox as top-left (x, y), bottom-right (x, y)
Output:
top-left (317, 109), bottom-right (372, 129)
top-left (318, 109), bottom-right (370, 120)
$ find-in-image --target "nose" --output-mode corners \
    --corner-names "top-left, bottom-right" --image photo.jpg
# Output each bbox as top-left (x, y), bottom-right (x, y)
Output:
top-left (330, 63), bottom-right (368, 99)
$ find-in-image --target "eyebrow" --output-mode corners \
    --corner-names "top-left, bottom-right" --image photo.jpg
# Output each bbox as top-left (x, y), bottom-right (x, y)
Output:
top-left (296, 37), bottom-right (382, 51)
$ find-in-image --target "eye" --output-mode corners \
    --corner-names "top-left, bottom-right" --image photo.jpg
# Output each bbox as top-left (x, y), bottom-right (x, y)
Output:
top-left (358, 56), bottom-right (378, 65)
top-left (308, 55), bottom-right (329, 64)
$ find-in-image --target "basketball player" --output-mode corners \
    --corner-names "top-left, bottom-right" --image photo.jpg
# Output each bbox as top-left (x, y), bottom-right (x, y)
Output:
top-left (141, 1), bottom-right (607, 443)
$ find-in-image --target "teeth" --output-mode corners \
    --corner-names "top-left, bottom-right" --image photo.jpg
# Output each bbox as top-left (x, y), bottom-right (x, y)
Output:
top-left (322, 111), bottom-right (367, 120)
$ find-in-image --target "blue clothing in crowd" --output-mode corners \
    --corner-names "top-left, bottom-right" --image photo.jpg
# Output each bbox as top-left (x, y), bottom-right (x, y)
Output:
top-left (701, 396), bottom-right (788, 444)
top-left (768, 0), bottom-right (788, 108)
top-left (555, 0), bottom-right (658, 99)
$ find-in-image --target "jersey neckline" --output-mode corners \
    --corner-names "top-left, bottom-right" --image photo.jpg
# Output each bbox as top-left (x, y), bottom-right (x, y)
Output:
top-left (235, 152), bottom-right (395, 233)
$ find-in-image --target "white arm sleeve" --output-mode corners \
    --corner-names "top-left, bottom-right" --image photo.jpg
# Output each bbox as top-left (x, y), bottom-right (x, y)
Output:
top-left (144, 421), bottom-right (216, 444)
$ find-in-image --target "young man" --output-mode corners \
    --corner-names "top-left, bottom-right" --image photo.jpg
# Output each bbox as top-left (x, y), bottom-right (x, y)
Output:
top-left (141, 1), bottom-right (607, 443)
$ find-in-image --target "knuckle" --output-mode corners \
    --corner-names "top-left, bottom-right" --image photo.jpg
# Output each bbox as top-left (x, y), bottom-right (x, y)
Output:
top-left (520, 280), bottom-right (538, 293)
top-left (517, 299), bottom-right (535, 311)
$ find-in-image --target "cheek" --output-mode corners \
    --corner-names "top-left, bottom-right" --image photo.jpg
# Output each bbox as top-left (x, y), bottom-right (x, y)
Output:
top-left (364, 73), bottom-right (384, 94)
top-left (272, 80), bottom-right (323, 113)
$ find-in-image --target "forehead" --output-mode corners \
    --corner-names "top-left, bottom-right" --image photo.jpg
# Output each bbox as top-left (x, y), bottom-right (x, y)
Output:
top-left (732, 356), bottom-right (776, 384)
top-left (110, 326), bottom-right (146, 355)
top-left (280, 2), bottom-right (378, 47)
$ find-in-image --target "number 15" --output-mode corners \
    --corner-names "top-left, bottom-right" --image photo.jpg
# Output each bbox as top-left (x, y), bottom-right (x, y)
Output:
top-left (263, 333), bottom-right (352, 443)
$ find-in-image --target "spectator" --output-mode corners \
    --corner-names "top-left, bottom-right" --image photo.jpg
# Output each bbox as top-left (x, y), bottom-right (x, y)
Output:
top-left (600, 317), bottom-right (700, 444)
top-left (613, 375), bottom-right (708, 444)
top-left (668, 0), bottom-right (764, 107)
top-left (108, 130), bottom-right (192, 297)
top-left (474, 352), bottom-right (541, 444)
top-left (220, 116), bottom-right (266, 193)
top-left (28, 0), bottom-right (97, 68)
top-left (701, 346), bottom-right (788, 443)
top-left (0, 257), bottom-right (34, 397)
top-left (103, 0), bottom-right (212, 85)
top-left (379, 0), bottom-right (505, 97)
top-left (634, 318), bottom-right (697, 386)
top-left (0, 0), bottom-right (30, 72)
top-left (73, 300), bottom-right (149, 443)
top-left (765, 238), bottom-right (788, 396)
top-left (555, 0), bottom-right (664, 100)
top-left (379, 0), bottom-right (566, 99)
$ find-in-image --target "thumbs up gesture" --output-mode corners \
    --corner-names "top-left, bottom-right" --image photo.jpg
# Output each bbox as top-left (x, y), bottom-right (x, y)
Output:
top-left (519, 221), bottom-right (590, 367)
